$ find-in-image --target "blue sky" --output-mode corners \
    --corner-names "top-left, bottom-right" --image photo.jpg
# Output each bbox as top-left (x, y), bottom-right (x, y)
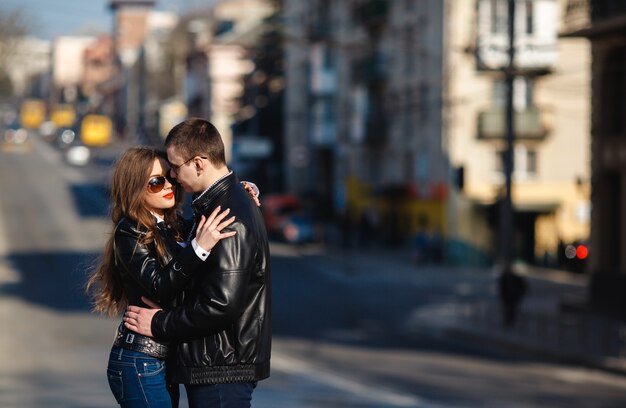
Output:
top-left (0, 0), bottom-right (209, 40)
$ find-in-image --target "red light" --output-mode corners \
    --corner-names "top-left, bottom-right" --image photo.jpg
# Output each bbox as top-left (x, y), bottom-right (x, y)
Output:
top-left (576, 245), bottom-right (588, 260)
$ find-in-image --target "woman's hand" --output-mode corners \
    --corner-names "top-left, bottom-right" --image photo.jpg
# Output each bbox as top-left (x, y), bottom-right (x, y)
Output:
top-left (242, 181), bottom-right (261, 207)
top-left (195, 206), bottom-right (236, 251)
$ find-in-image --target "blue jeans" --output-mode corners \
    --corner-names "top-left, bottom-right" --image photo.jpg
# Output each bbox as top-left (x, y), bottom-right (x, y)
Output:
top-left (185, 382), bottom-right (256, 408)
top-left (107, 346), bottom-right (176, 408)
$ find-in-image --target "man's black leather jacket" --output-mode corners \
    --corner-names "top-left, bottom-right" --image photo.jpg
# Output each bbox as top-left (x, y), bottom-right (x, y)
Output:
top-left (151, 172), bottom-right (272, 385)
top-left (113, 217), bottom-right (202, 357)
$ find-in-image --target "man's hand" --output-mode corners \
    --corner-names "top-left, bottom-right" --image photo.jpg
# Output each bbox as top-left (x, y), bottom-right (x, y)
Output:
top-left (123, 296), bottom-right (162, 337)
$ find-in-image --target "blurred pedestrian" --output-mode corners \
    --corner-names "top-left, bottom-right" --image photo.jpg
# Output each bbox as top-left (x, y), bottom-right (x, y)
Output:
top-left (412, 215), bottom-right (431, 265)
top-left (123, 118), bottom-right (272, 408)
top-left (497, 266), bottom-right (528, 328)
top-left (85, 147), bottom-right (240, 408)
top-left (358, 204), bottom-right (379, 248)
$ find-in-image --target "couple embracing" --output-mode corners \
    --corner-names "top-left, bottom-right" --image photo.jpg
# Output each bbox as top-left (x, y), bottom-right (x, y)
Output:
top-left (86, 118), bottom-right (272, 408)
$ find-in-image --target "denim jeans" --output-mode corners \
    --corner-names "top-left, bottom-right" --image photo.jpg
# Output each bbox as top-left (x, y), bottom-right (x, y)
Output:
top-left (107, 346), bottom-right (175, 408)
top-left (185, 382), bottom-right (257, 408)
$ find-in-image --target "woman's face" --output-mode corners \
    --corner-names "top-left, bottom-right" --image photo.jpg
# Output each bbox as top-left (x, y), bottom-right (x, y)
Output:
top-left (144, 158), bottom-right (176, 217)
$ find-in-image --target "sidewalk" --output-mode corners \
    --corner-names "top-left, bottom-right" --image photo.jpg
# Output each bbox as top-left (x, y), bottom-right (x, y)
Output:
top-left (313, 245), bottom-right (626, 376)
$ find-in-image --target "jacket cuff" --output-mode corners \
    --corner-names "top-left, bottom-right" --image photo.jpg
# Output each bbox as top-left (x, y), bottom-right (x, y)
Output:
top-left (151, 309), bottom-right (166, 341)
top-left (177, 245), bottom-right (204, 276)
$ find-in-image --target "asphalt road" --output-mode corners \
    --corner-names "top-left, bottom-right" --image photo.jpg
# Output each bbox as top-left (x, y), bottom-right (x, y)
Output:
top-left (1, 136), bottom-right (626, 407)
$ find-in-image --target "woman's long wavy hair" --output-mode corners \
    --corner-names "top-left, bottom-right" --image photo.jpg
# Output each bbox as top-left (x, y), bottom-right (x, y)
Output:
top-left (85, 147), bottom-right (184, 317)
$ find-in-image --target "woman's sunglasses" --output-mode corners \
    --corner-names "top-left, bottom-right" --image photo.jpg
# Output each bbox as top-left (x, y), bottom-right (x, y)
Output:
top-left (147, 176), bottom-right (175, 194)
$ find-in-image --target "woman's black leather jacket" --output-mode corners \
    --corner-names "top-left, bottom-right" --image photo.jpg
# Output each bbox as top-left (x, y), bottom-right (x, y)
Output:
top-left (151, 173), bottom-right (272, 385)
top-left (112, 216), bottom-right (203, 358)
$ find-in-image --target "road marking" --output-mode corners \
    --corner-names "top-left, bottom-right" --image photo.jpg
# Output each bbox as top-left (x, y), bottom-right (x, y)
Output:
top-left (271, 352), bottom-right (439, 407)
top-left (552, 367), bottom-right (626, 388)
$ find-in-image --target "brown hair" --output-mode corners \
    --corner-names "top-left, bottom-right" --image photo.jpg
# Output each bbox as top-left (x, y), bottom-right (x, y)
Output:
top-left (164, 117), bottom-right (226, 167)
top-left (85, 147), bottom-right (183, 317)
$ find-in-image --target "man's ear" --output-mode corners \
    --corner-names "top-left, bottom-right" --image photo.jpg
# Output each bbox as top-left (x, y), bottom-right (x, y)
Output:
top-left (195, 157), bottom-right (205, 171)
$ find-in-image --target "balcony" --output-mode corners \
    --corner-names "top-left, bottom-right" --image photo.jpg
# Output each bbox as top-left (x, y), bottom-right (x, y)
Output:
top-left (476, 0), bottom-right (557, 71)
top-left (477, 107), bottom-right (550, 140)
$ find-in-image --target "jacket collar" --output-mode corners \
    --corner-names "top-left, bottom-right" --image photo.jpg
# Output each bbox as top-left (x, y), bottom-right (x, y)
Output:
top-left (192, 170), bottom-right (233, 205)
top-left (191, 171), bottom-right (239, 218)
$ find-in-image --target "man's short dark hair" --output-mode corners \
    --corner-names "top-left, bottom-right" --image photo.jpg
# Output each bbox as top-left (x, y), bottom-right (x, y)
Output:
top-left (164, 117), bottom-right (226, 166)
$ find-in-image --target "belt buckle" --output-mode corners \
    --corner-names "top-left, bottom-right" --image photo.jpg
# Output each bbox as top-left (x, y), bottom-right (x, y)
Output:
top-left (125, 333), bottom-right (135, 344)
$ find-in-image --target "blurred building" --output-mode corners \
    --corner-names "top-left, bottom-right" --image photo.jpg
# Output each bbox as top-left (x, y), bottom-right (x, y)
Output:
top-left (5, 36), bottom-right (51, 98)
top-left (108, 0), bottom-right (160, 139)
top-left (110, 0), bottom-right (156, 67)
top-left (446, 0), bottom-right (590, 265)
top-left (284, 0), bottom-right (448, 244)
top-left (283, 0), bottom-right (590, 257)
top-left (562, 0), bottom-right (626, 317)
top-left (204, 0), bottom-right (275, 162)
top-left (105, 0), bottom-right (274, 148)
top-left (82, 36), bottom-right (117, 109)
top-left (52, 36), bottom-right (97, 104)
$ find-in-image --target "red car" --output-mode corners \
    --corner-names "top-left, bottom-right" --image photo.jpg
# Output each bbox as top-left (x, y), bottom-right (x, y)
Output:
top-left (261, 194), bottom-right (316, 243)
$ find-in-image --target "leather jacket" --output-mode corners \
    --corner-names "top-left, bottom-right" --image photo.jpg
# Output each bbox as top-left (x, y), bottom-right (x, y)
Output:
top-left (151, 172), bottom-right (272, 385)
top-left (113, 217), bottom-right (202, 358)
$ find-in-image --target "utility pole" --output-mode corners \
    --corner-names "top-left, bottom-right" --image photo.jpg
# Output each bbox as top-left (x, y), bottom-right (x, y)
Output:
top-left (501, 0), bottom-right (516, 271)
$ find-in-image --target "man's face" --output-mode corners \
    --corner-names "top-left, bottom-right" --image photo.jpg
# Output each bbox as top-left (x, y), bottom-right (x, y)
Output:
top-left (166, 145), bottom-right (200, 193)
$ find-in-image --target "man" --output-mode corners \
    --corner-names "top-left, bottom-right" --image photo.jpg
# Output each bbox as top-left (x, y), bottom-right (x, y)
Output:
top-left (124, 118), bottom-right (272, 407)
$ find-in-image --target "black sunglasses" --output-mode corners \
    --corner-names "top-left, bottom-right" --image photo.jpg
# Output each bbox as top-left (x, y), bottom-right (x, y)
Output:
top-left (147, 175), bottom-right (176, 193)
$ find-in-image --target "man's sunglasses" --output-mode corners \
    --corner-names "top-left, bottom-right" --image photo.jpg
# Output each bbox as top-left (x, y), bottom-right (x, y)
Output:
top-left (147, 176), bottom-right (175, 194)
top-left (169, 156), bottom-right (208, 174)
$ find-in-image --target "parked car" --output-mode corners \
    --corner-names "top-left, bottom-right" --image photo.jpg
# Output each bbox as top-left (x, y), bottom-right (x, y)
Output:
top-left (261, 193), bottom-right (317, 244)
top-left (558, 240), bottom-right (589, 273)
top-left (3, 123), bottom-right (28, 144)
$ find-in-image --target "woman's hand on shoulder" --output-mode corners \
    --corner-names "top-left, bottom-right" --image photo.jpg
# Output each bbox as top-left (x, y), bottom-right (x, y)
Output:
top-left (241, 181), bottom-right (261, 207)
top-left (195, 206), bottom-right (236, 251)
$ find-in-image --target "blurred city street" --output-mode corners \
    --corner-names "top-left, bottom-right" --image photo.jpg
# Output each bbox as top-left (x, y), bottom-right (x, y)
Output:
top-left (3, 0), bottom-right (626, 407)
top-left (2, 135), bottom-right (626, 407)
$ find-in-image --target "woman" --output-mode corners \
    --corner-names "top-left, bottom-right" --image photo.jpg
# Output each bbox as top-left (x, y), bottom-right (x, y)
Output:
top-left (85, 147), bottom-right (251, 407)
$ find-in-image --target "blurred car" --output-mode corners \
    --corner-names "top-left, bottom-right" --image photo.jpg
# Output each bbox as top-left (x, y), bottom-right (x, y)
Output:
top-left (558, 240), bottom-right (589, 273)
top-left (48, 125), bottom-right (90, 166)
top-left (65, 144), bottom-right (91, 166)
top-left (80, 114), bottom-right (112, 147)
top-left (3, 120), bottom-right (28, 144)
top-left (54, 127), bottom-right (78, 149)
top-left (39, 120), bottom-right (58, 141)
top-left (261, 193), bottom-right (317, 244)
top-left (4, 126), bottom-right (28, 144)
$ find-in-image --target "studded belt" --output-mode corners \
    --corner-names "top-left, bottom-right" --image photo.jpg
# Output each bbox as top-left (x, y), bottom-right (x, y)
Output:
top-left (113, 323), bottom-right (169, 359)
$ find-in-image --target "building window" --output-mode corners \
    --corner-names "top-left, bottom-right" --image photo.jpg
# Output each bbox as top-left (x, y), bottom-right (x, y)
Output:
top-left (419, 83), bottom-right (429, 122)
top-left (525, 0), bottom-right (534, 35)
top-left (492, 77), bottom-right (534, 109)
top-left (495, 145), bottom-right (538, 178)
top-left (404, 25), bottom-right (415, 75)
top-left (490, 0), bottom-right (508, 34)
top-left (404, 152), bottom-right (414, 180)
top-left (404, 89), bottom-right (413, 140)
